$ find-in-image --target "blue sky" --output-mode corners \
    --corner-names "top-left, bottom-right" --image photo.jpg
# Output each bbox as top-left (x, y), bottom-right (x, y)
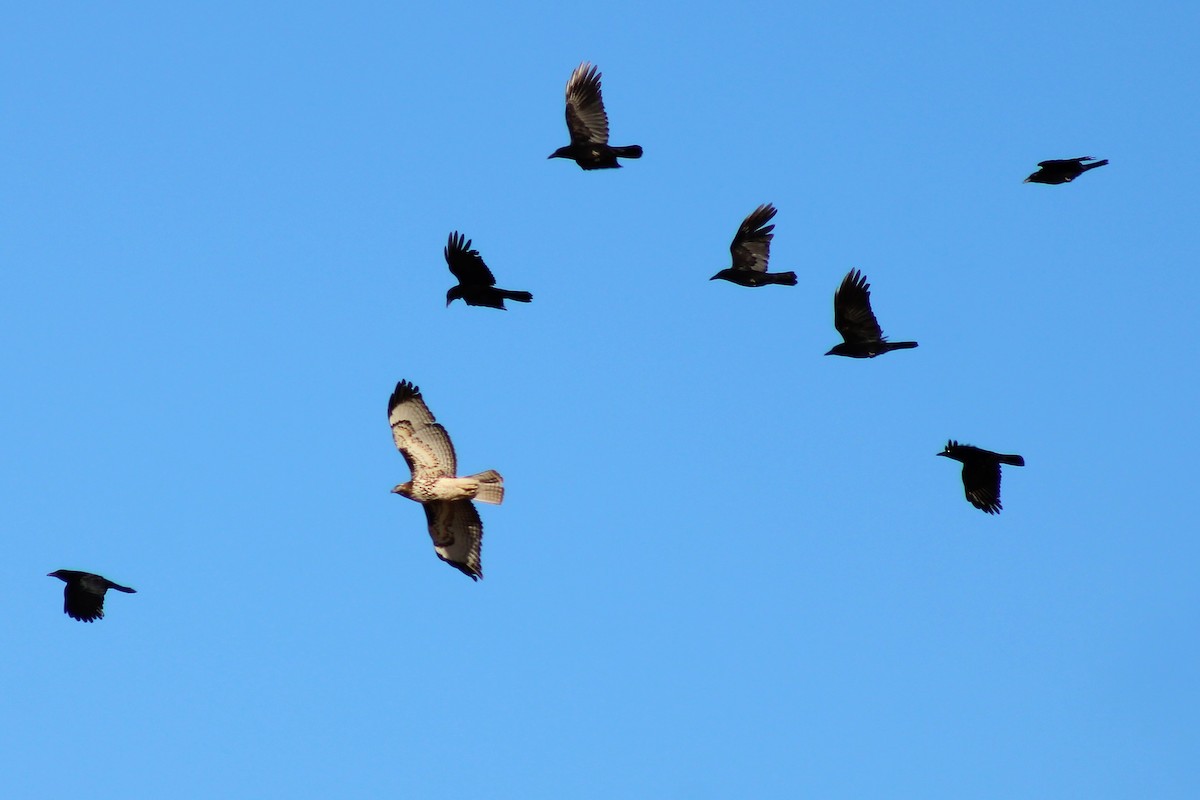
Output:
top-left (2, 2), bottom-right (1198, 797)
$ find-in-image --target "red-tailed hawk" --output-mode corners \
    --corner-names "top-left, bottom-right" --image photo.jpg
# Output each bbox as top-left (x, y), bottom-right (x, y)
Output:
top-left (47, 569), bottom-right (136, 622)
top-left (388, 380), bottom-right (504, 580)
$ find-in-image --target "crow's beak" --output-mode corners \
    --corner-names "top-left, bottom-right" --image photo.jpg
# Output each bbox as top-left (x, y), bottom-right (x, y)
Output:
top-left (935, 451), bottom-right (948, 457)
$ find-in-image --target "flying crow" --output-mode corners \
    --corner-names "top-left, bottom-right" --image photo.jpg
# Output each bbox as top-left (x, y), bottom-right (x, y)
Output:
top-left (1024, 157), bottom-right (1108, 184)
top-left (444, 232), bottom-right (532, 310)
top-left (710, 204), bottom-right (797, 287)
top-left (825, 269), bottom-right (918, 357)
top-left (548, 62), bottom-right (643, 170)
top-left (47, 570), bottom-right (136, 622)
top-left (937, 441), bottom-right (1025, 514)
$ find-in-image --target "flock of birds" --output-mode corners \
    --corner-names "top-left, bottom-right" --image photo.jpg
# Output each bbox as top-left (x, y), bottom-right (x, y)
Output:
top-left (48, 62), bottom-right (1110, 615)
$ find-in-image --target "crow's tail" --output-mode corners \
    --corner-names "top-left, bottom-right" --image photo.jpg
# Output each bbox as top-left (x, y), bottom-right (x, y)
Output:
top-left (110, 583), bottom-right (137, 594)
top-left (1082, 159), bottom-right (1109, 171)
top-left (997, 454), bottom-right (1025, 467)
top-left (500, 289), bottom-right (533, 303)
top-left (767, 271), bottom-right (798, 286)
top-left (612, 145), bottom-right (643, 159)
top-left (885, 341), bottom-right (919, 351)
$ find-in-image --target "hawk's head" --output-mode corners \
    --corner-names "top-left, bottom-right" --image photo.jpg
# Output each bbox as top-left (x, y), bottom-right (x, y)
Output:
top-left (391, 482), bottom-right (414, 498)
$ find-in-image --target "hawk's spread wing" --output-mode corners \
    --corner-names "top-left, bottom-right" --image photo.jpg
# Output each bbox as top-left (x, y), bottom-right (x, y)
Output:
top-left (565, 62), bottom-right (609, 146)
top-left (729, 204), bottom-right (776, 272)
top-left (424, 500), bottom-right (483, 580)
top-left (834, 269), bottom-right (886, 344)
top-left (445, 232), bottom-right (497, 287)
top-left (962, 460), bottom-right (1003, 514)
top-left (389, 381), bottom-right (457, 481)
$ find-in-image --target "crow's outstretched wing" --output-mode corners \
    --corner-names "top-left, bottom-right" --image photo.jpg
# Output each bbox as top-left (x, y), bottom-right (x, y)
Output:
top-left (565, 62), bottom-right (610, 146)
top-left (729, 204), bottom-right (776, 273)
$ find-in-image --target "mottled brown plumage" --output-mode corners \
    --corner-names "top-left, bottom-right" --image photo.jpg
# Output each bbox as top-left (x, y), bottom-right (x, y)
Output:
top-left (388, 380), bottom-right (504, 579)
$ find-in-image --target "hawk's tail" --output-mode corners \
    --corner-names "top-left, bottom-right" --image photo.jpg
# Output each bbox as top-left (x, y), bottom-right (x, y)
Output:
top-left (470, 470), bottom-right (505, 504)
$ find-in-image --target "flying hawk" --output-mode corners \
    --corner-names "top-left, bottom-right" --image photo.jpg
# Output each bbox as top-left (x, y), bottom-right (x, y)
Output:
top-left (710, 204), bottom-right (798, 287)
top-left (1024, 157), bottom-right (1108, 184)
top-left (388, 380), bottom-right (504, 579)
top-left (937, 440), bottom-right (1025, 514)
top-left (444, 232), bottom-right (533, 310)
top-left (548, 62), bottom-right (643, 170)
top-left (47, 569), bottom-right (136, 622)
top-left (825, 269), bottom-right (918, 357)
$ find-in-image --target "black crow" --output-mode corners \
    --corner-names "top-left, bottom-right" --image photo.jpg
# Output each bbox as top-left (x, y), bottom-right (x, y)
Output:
top-left (548, 62), bottom-right (643, 170)
top-left (937, 441), bottom-right (1025, 514)
top-left (47, 570), bottom-right (136, 622)
top-left (444, 232), bottom-right (532, 310)
top-left (825, 269), bottom-right (918, 357)
top-left (710, 204), bottom-right (797, 287)
top-left (1024, 157), bottom-right (1108, 184)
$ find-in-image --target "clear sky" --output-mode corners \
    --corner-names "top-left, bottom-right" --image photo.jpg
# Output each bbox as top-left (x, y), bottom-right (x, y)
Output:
top-left (2, 2), bottom-right (1197, 797)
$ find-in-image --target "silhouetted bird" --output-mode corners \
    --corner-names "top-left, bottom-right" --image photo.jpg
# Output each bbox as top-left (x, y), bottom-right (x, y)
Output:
top-left (710, 204), bottom-right (797, 287)
top-left (1024, 157), bottom-right (1108, 184)
top-left (937, 441), bottom-right (1025, 514)
top-left (389, 380), bottom-right (504, 580)
top-left (548, 62), bottom-right (643, 170)
top-left (825, 269), bottom-right (918, 357)
top-left (47, 569), bottom-right (136, 622)
top-left (444, 232), bottom-right (532, 310)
